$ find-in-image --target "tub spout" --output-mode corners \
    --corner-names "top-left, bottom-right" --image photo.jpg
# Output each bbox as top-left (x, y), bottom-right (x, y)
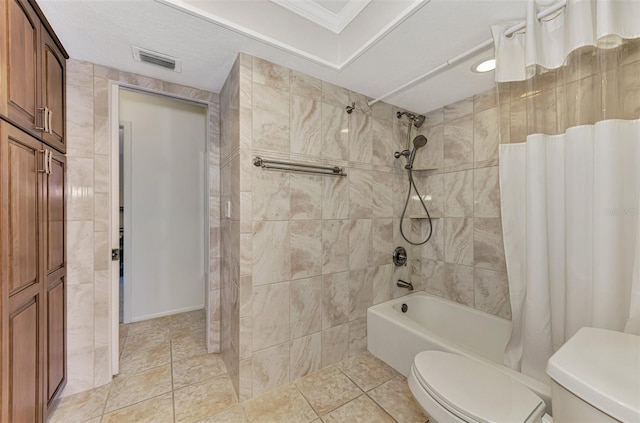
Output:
top-left (397, 279), bottom-right (414, 291)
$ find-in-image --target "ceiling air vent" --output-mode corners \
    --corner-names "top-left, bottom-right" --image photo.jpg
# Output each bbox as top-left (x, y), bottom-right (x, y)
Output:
top-left (131, 46), bottom-right (182, 72)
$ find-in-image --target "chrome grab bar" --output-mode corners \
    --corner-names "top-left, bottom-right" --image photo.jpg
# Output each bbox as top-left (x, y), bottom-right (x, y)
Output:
top-left (253, 156), bottom-right (346, 177)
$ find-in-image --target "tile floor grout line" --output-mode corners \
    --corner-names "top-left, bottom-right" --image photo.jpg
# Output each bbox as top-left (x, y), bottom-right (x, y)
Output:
top-left (291, 382), bottom-right (320, 421)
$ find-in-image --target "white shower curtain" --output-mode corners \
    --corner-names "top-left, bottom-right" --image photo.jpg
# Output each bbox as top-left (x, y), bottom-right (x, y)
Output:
top-left (494, 0), bottom-right (640, 383)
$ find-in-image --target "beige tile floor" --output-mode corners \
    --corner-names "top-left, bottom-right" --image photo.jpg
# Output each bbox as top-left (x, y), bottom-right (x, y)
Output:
top-left (48, 310), bottom-right (428, 423)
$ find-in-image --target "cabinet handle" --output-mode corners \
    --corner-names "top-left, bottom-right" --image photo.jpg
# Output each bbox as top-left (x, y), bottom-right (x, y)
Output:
top-left (48, 109), bottom-right (53, 135)
top-left (35, 107), bottom-right (46, 131)
top-left (47, 150), bottom-right (53, 174)
top-left (37, 150), bottom-right (47, 173)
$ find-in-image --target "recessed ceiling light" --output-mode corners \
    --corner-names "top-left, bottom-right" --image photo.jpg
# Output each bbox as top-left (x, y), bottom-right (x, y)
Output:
top-left (471, 58), bottom-right (496, 73)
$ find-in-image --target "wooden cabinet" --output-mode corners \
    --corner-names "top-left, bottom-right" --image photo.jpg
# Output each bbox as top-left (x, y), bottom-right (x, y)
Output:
top-left (1, 121), bottom-right (65, 422)
top-left (0, 0), bottom-right (67, 153)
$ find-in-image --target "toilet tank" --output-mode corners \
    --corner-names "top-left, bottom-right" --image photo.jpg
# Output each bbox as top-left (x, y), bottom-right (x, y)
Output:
top-left (547, 327), bottom-right (640, 423)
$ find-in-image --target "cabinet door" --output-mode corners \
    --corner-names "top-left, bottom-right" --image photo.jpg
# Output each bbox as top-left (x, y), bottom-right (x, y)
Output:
top-left (45, 273), bottom-right (64, 402)
top-left (0, 121), bottom-right (45, 423)
top-left (40, 29), bottom-right (65, 152)
top-left (3, 0), bottom-right (42, 137)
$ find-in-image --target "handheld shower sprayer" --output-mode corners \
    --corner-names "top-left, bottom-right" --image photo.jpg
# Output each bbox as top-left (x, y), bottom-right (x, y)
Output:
top-left (394, 135), bottom-right (428, 169)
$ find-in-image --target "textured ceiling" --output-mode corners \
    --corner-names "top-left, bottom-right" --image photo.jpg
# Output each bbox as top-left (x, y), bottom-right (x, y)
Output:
top-left (37, 0), bottom-right (527, 113)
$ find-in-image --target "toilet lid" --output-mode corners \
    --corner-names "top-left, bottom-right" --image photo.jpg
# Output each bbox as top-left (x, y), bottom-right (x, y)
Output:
top-left (413, 351), bottom-right (545, 423)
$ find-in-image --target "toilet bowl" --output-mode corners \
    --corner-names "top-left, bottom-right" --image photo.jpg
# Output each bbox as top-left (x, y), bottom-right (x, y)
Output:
top-left (408, 351), bottom-right (547, 423)
top-left (408, 327), bottom-right (640, 423)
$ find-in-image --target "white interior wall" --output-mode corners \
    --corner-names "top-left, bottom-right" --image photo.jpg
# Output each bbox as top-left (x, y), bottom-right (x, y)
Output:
top-left (119, 89), bottom-right (207, 322)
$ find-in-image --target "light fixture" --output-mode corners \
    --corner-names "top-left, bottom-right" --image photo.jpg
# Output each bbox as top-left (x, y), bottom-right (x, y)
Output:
top-left (471, 58), bottom-right (496, 73)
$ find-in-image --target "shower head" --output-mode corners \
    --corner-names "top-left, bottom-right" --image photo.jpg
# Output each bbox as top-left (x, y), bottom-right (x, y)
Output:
top-left (413, 135), bottom-right (428, 148)
top-left (413, 114), bottom-right (426, 128)
top-left (397, 111), bottom-right (426, 128)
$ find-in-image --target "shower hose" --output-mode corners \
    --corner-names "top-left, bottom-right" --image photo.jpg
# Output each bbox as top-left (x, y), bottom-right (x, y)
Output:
top-left (399, 166), bottom-right (433, 246)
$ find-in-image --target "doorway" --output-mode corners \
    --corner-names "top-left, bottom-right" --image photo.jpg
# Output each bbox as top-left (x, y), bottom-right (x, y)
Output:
top-left (118, 89), bottom-right (208, 324)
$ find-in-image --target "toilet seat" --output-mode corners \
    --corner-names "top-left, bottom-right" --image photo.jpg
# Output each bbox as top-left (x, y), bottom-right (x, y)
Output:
top-left (411, 351), bottom-right (546, 423)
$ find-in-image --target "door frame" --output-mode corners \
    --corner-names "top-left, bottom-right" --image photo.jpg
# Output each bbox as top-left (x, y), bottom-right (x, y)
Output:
top-left (109, 83), bottom-right (211, 375)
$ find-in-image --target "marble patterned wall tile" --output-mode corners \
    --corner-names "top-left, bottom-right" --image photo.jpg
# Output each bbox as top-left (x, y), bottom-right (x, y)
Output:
top-left (239, 276), bottom-right (252, 318)
top-left (322, 81), bottom-right (349, 108)
top-left (322, 176), bottom-right (349, 219)
top-left (252, 168), bottom-right (290, 221)
top-left (372, 264), bottom-right (393, 305)
top-left (65, 346), bottom-right (95, 396)
top-left (322, 220), bottom-right (350, 274)
top-left (444, 97), bottom-right (473, 122)
top-left (66, 82), bottom-right (94, 158)
top-left (474, 268), bottom-right (511, 319)
top-left (349, 91), bottom-right (372, 115)
top-left (474, 108), bottom-right (499, 162)
top-left (444, 218), bottom-right (473, 265)
top-left (474, 167), bottom-right (501, 218)
top-left (252, 57), bottom-right (290, 91)
top-left (322, 272), bottom-right (350, 329)
top-left (321, 323), bottom-right (349, 367)
top-left (252, 221), bottom-right (291, 285)
top-left (444, 115), bottom-right (473, 166)
top-left (66, 157), bottom-right (95, 221)
top-left (372, 219), bottom-right (393, 266)
top-left (67, 283), bottom-right (95, 349)
top-left (67, 221), bottom-right (95, 284)
top-left (424, 108), bottom-right (444, 127)
top-left (94, 194), bottom-right (109, 232)
top-left (252, 282), bottom-right (290, 351)
top-left (67, 60), bottom-right (94, 88)
top-left (349, 169), bottom-right (373, 219)
top-left (240, 234), bottom-right (252, 276)
top-left (290, 70), bottom-right (322, 100)
top-left (349, 219), bottom-right (372, 270)
top-left (473, 218), bottom-right (506, 271)
top-left (290, 333), bottom-right (322, 380)
top-left (372, 171), bottom-right (394, 219)
top-left (291, 174), bottom-right (322, 220)
top-left (347, 318), bottom-right (367, 357)
top-left (240, 192), bottom-right (253, 233)
top-left (118, 72), bottom-right (162, 91)
top-left (372, 119), bottom-right (394, 165)
top-left (422, 218), bottom-right (444, 261)
top-left (93, 232), bottom-right (109, 271)
top-left (291, 220), bottom-right (322, 279)
top-left (371, 101), bottom-right (394, 123)
top-left (349, 111), bottom-right (372, 164)
top-left (239, 359), bottom-right (252, 402)
top-left (240, 317), bottom-right (253, 360)
top-left (252, 84), bottom-right (290, 153)
top-left (348, 269), bottom-right (373, 321)
top-left (443, 170), bottom-right (473, 217)
top-left (443, 263), bottom-right (474, 307)
top-left (412, 173), bottom-right (443, 218)
top-left (415, 124), bottom-right (443, 169)
top-left (290, 95), bottom-right (321, 156)
top-left (422, 259), bottom-right (444, 298)
top-left (474, 89), bottom-right (497, 113)
top-left (290, 276), bottom-right (322, 339)
top-left (252, 343), bottom-right (290, 396)
top-left (321, 103), bottom-right (349, 160)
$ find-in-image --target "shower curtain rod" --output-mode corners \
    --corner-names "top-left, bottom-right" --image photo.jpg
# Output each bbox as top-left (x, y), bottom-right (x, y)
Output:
top-left (367, 0), bottom-right (567, 107)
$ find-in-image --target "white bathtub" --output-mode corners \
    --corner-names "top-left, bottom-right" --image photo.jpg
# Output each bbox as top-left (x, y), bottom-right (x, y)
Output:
top-left (367, 292), bottom-right (552, 411)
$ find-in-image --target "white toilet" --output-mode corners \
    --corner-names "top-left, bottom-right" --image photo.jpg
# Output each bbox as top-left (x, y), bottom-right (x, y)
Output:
top-left (408, 327), bottom-right (640, 423)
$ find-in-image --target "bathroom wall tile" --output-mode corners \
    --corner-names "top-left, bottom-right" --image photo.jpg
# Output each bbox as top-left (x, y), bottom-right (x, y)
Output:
top-left (253, 221), bottom-right (290, 285)
top-left (239, 358), bottom-right (252, 401)
top-left (240, 233), bottom-right (252, 276)
top-left (63, 346), bottom-right (96, 396)
top-left (372, 119), bottom-right (394, 165)
top-left (444, 218), bottom-right (473, 265)
top-left (253, 57), bottom-right (289, 91)
top-left (372, 264), bottom-right (393, 305)
top-left (321, 324), bottom-right (349, 366)
top-left (239, 276), bottom-right (252, 318)
top-left (291, 220), bottom-right (322, 279)
top-left (474, 108), bottom-right (499, 162)
top-left (252, 83), bottom-right (290, 153)
top-left (291, 174), bottom-right (322, 220)
top-left (252, 282), bottom-right (290, 351)
top-left (240, 192), bottom-right (252, 233)
top-left (291, 95), bottom-right (321, 156)
top-left (443, 263), bottom-right (474, 307)
top-left (348, 269), bottom-right (373, 321)
top-left (422, 259), bottom-right (445, 298)
top-left (372, 171), bottom-right (394, 219)
top-left (415, 124), bottom-right (444, 169)
top-left (67, 157), bottom-right (94, 221)
top-left (291, 70), bottom-right (322, 100)
top-left (290, 332), bottom-right (322, 380)
top-left (347, 318), bottom-right (367, 357)
top-left (67, 59), bottom-right (94, 88)
top-left (322, 81), bottom-right (349, 108)
top-left (67, 284), bottom-right (95, 350)
top-left (240, 317), bottom-right (253, 359)
top-left (93, 77), bottom-right (110, 156)
top-left (252, 164), bottom-right (290, 220)
top-left (412, 173), bottom-right (443, 218)
top-left (422, 217), bottom-right (444, 261)
top-left (443, 169), bottom-right (473, 217)
top-left (118, 71), bottom-right (163, 91)
top-left (349, 111), bottom-right (372, 163)
top-left (474, 166), bottom-right (501, 218)
top-left (372, 219), bottom-right (393, 266)
top-left (371, 101), bottom-right (394, 123)
top-left (93, 154), bottom-right (109, 194)
top-left (349, 219), bottom-right (372, 270)
top-left (474, 268), bottom-right (511, 319)
top-left (322, 272), bottom-right (349, 329)
top-left (93, 231), bottom-right (109, 271)
top-left (67, 221), bottom-right (95, 285)
top-left (474, 88), bottom-right (498, 113)
top-left (290, 276), bottom-right (322, 339)
top-left (392, 259), bottom-right (422, 299)
top-left (66, 83), bottom-right (94, 158)
top-left (349, 91), bottom-right (372, 115)
top-left (424, 108), bottom-right (444, 127)
top-left (444, 97), bottom-right (473, 122)
top-left (252, 343), bottom-right (290, 396)
top-left (321, 103), bottom-right (349, 160)
top-left (322, 220), bottom-right (349, 274)
top-left (473, 218), bottom-right (506, 271)
top-left (444, 115), bottom-right (473, 166)
top-left (94, 194), bottom-right (109, 232)
top-left (349, 169), bottom-right (373, 219)
top-left (322, 175), bottom-right (349, 219)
